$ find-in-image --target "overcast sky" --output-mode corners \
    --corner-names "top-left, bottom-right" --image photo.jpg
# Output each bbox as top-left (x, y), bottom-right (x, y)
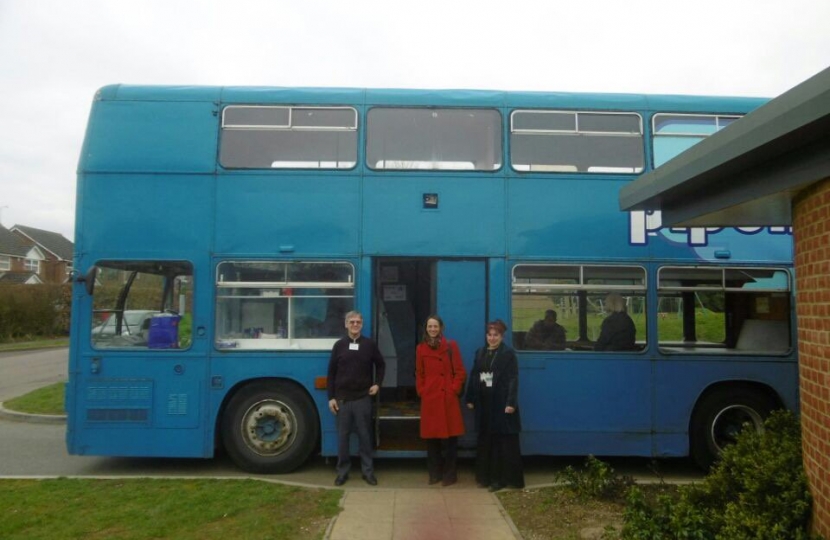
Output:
top-left (1, 0), bottom-right (828, 242)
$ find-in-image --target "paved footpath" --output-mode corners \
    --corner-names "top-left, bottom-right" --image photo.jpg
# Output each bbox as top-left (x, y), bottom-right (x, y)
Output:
top-left (327, 487), bottom-right (521, 540)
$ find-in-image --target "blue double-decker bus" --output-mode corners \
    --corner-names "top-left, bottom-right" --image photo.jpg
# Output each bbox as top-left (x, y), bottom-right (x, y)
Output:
top-left (67, 85), bottom-right (797, 473)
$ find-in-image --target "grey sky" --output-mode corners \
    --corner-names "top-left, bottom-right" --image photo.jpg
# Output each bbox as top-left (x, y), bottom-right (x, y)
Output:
top-left (1, 0), bottom-right (828, 241)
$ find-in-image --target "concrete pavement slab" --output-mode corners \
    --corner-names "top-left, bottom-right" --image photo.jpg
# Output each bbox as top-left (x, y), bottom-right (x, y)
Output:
top-left (327, 488), bottom-right (522, 540)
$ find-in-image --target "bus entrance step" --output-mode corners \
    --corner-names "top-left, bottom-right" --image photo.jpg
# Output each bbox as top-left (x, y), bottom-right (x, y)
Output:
top-left (377, 401), bottom-right (420, 419)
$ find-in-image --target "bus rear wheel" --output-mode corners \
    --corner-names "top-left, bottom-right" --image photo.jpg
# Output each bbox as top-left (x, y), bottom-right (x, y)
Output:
top-left (222, 381), bottom-right (319, 474)
top-left (690, 388), bottom-right (775, 471)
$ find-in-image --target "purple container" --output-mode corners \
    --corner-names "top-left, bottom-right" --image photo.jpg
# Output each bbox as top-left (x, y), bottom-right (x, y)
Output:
top-left (148, 314), bottom-right (181, 349)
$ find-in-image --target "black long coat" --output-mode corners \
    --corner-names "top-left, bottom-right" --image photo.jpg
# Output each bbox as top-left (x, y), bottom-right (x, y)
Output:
top-left (465, 343), bottom-right (522, 434)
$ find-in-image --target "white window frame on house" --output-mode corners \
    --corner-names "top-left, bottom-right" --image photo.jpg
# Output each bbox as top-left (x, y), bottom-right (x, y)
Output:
top-left (24, 258), bottom-right (40, 273)
top-left (0, 255), bottom-right (10, 271)
top-left (23, 246), bottom-right (45, 275)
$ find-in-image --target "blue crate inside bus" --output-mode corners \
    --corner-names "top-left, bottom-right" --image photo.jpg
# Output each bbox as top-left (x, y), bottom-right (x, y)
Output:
top-left (147, 314), bottom-right (181, 349)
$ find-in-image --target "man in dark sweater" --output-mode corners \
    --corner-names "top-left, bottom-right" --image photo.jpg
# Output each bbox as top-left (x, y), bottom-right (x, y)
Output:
top-left (327, 310), bottom-right (385, 486)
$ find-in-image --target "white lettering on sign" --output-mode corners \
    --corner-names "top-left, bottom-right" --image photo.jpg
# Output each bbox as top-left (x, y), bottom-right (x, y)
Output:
top-left (629, 211), bottom-right (792, 247)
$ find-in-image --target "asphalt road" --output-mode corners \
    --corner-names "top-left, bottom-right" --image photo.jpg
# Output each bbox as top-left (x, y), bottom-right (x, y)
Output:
top-left (0, 347), bottom-right (703, 485)
top-left (0, 347), bottom-right (68, 402)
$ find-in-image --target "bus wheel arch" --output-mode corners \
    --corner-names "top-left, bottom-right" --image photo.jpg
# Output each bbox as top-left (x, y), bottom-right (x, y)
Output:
top-left (689, 382), bottom-right (780, 471)
top-left (220, 379), bottom-right (320, 474)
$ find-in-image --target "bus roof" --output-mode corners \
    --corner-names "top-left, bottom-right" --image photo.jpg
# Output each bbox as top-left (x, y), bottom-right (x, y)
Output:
top-left (94, 84), bottom-right (767, 114)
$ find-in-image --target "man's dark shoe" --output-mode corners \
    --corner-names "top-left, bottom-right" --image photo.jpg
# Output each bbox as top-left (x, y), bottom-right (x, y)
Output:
top-left (362, 474), bottom-right (378, 486)
top-left (441, 477), bottom-right (457, 487)
top-left (428, 477), bottom-right (441, 485)
top-left (334, 475), bottom-right (348, 486)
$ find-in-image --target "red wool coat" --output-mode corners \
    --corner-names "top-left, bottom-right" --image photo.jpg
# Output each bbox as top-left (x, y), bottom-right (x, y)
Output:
top-left (415, 337), bottom-right (466, 439)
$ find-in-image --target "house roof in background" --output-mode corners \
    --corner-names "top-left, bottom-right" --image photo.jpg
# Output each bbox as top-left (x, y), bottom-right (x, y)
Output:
top-left (0, 271), bottom-right (42, 284)
top-left (0, 225), bottom-right (28, 258)
top-left (11, 224), bottom-right (74, 261)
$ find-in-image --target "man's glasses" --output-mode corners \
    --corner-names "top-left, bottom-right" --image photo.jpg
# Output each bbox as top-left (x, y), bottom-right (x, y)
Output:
top-left (348, 320), bottom-right (363, 325)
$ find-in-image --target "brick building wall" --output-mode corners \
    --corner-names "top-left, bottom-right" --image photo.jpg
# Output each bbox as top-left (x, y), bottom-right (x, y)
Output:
top-left (793, 177), bottom-right (830, 537)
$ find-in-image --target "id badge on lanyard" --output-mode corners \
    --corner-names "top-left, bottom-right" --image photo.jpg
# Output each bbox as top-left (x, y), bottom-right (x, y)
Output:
top-left (480, 372), bottom-right (493, 387)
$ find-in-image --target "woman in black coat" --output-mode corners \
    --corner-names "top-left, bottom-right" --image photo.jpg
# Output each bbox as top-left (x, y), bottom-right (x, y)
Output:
top-left (465, 319), bottom-right (525, 491)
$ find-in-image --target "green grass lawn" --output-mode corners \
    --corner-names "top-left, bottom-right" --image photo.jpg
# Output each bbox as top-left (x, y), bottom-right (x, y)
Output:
top-left (514, 303), bottom-right (726, 343)
top-left (3, 382), bottom-right (65, 415)
top-left (0, 478), bottom-right (341, 540)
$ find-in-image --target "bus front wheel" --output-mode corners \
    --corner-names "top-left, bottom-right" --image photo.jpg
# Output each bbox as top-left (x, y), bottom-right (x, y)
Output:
top-left (690, 387), bottom-right (775, 471)
top-left (222, 381), bottom-right (319, 474)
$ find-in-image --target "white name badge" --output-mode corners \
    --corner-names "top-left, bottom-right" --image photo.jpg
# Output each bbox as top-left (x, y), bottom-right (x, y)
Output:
top-left (349, 343), bottom-right (360, 350)
top-left (480, 372), bottom-right (493, 387)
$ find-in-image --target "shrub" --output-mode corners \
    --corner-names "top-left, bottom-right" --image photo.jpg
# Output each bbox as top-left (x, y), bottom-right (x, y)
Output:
top-left (621, 410), bottom-right (819, 539)
top-left (558, 454), bottom-right (635, 500)
top-left (0, 284), bottom-right (71, 342)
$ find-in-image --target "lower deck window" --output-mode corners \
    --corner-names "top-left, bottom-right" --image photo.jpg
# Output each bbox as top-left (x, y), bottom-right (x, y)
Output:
top-left (91, 261), bottom-right (193, 350)
top-left (215, 261), bottom-right (354, 350)
top-left (512, 264), bottom-right (647, 352)
top-left (657, 267), bottom-right (791, 355)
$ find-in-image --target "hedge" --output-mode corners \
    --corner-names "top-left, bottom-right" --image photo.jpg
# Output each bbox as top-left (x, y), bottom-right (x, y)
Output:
top-left (0, 284), bottom-right (71, 342)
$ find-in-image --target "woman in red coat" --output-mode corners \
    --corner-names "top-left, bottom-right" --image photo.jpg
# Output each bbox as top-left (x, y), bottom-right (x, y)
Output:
top-left (416, 315), bottom-right (466, 486)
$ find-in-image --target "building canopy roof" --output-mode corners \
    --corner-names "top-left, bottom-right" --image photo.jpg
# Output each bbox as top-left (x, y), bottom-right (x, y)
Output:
top-left (620, 66), bottom-right (830, 227)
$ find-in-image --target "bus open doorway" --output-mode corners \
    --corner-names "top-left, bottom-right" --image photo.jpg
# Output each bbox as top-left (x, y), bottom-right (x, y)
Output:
top-left (373, 258), bottom-right (485, 454)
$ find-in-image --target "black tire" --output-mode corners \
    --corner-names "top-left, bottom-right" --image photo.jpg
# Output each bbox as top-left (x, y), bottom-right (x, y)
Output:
top-left (221, 381), bottom-right (319, 474)
top-left (690, 387), bottom-right (775, 471)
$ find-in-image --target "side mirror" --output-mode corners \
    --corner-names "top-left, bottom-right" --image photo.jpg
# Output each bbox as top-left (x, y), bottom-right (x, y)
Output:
top-left (73, 266), bottom-right (98, 295)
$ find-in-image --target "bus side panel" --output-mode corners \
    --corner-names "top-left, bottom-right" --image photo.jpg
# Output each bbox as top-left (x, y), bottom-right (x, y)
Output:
top-left (362, 176), bottom-right (506, 256)
top-left (653, 358), bottom-right (800, 455)
top-left (68, 171), bottom-right (215, 458)
top-left (507, 178), bottom-right (649, 260)
top-left (81, 174), bottom-right (215, 255)
top-left (81, 100), bottom-right (218, 174)
top-left (214, 174), bottom-right (361, 256)
top-left (68, 354), bottom-right (208, 458)
top-left (518, 355), bottom-right (653, 456)
top-left (69, 252), bottom-right (213, 459)
top-left (647, 226), bottom-right (795, 264)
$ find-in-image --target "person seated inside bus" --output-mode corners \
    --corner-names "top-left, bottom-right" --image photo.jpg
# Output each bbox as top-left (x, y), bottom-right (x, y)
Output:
top-left (524, 309), bottom-right (567, 350)
top-left (594, 293), bottom-right (637, 351)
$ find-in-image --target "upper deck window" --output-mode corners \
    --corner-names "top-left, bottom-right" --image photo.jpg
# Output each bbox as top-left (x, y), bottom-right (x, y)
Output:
top-left (219, 106), bottom-right (358, 169)
top-left (511, 110), bottom-right (644, 173)
top-left (652, 113), bottom-right (741, 167)
top-left (366, 108), bottom-right (502, 171)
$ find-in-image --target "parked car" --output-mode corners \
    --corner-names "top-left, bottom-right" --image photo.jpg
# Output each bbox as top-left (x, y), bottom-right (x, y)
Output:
top-left (92, 310), bottom-right (156, 337)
